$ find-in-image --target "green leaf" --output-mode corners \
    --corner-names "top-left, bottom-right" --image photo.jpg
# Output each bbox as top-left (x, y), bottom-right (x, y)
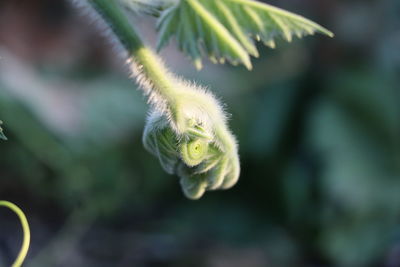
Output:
top-left (0, 120), bottom-right (7, 140)
top-left (120, 0), bottom-right (174, 16)
top-left (156, 0), bottom-right (333, 69)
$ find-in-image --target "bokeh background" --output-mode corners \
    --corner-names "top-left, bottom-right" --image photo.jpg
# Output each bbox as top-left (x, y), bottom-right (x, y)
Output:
top-left (1, 0), bottom-right (399, 266)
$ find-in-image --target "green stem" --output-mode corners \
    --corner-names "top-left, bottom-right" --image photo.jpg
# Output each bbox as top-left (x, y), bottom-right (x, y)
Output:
top-left (89, 0), bottom-right (178, 104)
top-left (0, 201), bottom-right (31, 267)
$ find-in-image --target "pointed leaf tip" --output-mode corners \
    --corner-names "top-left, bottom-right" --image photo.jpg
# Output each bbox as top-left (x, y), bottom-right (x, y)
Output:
top-left (0, 121), bottom-right (6, 140)
top-left (0, 132), bottom-right (7, 140)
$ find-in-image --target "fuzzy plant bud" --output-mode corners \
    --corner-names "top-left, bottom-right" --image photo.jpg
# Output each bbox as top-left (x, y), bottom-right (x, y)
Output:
top-left (143, 81), bottom-right (240, 199)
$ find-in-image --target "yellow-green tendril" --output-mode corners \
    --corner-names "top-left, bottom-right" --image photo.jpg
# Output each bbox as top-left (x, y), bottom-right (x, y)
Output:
top-left (0, 201), bottom-right (31, 267)
top-left (180, 139), bottom-right (209, 167)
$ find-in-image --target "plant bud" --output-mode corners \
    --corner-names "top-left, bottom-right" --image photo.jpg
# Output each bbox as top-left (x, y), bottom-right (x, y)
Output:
top-left (143, 109), bottom-right (240, 199)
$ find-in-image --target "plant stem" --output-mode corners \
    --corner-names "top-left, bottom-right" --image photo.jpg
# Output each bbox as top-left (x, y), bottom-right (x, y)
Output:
top-left (89, 0), bottom-right (178, 104)
top-left (0, 201), bottom-right (31, 267)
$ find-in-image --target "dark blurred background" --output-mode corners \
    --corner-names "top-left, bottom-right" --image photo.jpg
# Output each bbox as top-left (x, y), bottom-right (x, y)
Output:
top-left (0, 0), bottom-right (399, 266)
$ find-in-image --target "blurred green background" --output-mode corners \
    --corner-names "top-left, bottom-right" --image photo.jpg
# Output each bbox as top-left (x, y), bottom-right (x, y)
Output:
top-left (1, 0), bottom-right (399, 266)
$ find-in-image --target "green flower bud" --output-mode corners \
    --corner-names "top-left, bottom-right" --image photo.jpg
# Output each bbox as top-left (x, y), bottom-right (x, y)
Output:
top-left (143, 90), bottom-right (240, 200)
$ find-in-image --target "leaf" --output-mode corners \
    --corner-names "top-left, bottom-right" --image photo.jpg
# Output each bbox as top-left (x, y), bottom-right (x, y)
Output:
top-left (156, 0), bottom-right (333, 69)
top-left (0, 120), bottom-right (7, 140)
top-left (120, 0), bottom-right (176, 16)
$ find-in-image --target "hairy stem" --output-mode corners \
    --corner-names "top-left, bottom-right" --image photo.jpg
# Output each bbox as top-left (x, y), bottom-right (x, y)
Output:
top-left (0, 201), bottom-right (31, 267)
top-left (89, 0), bottom-right (178, 107)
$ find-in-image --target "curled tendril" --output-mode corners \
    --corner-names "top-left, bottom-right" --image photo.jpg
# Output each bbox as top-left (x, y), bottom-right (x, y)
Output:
top-left (143, 82), bottom-right (240, 199)
top-left (180, 138), bottom-right (209, 167)
top-left (0, 201), bottom-right (31, 267)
